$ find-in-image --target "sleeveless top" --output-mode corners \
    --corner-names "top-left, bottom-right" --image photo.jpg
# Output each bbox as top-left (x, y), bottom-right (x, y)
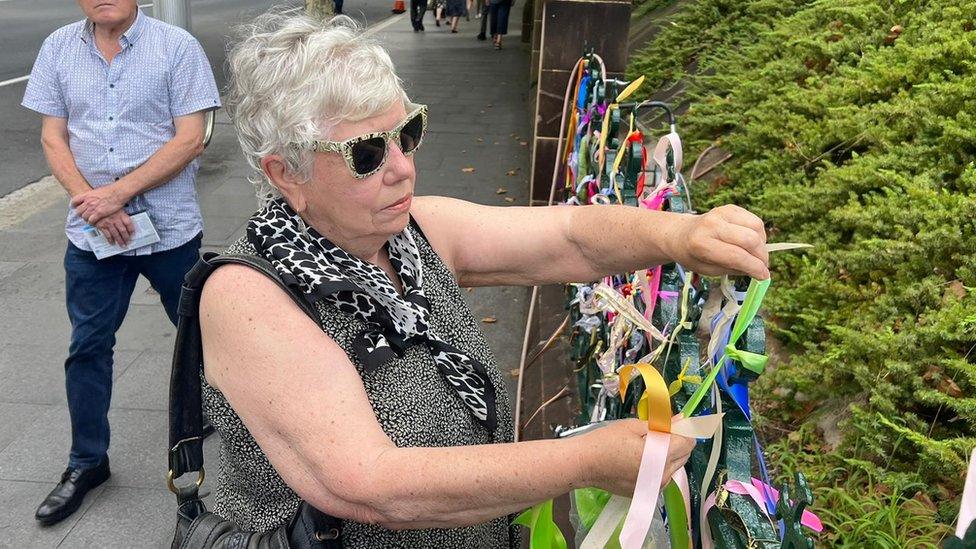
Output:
top-left (201, 223), bottom-right (520, 548)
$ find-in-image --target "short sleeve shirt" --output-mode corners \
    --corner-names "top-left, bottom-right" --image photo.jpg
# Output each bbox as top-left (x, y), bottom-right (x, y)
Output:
top-left (21, 9), bottom-right (220, 254)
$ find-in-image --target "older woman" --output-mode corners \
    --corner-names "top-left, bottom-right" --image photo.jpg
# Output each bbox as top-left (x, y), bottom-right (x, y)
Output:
top-left (200, 13), bottom-right (769, 548)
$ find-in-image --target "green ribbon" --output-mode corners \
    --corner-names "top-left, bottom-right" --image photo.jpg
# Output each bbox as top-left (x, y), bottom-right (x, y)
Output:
top-left (515, 499), bottom-right (568, 549)
top-left (681, 278), bottom-right (771, 417)
top-left (573, 487), bottom-right (612, 532)
top-left (724, 346), bottom-right (768, 375)
top-left (571, 488), bottom-right (624, 548)
top-left (663, 481), bottom-right (691, 548)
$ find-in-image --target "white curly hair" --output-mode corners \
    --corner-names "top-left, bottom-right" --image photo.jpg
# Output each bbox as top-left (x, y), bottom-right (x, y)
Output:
top-left (226, 12), bottom-right (408, 207)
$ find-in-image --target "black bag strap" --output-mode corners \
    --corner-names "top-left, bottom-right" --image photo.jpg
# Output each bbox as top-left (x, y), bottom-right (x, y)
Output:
top-left (168, 252), bottom-right (317, 482)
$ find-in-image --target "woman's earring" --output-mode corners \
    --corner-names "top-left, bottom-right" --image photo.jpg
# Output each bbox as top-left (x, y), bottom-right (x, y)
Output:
top-left (296, 215), bottom-right (310, 238)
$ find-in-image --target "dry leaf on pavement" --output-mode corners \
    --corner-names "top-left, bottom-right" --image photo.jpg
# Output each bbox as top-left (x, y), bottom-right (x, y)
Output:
top-left (496, 188), bottom-right (508, 194)
top-left (461, 167), bottom-right (475, 173)
top-left (481, 316), bottom-right (497, 324)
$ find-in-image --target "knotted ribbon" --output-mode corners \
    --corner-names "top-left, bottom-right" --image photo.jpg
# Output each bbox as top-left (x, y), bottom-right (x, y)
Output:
top-left (683, 278), bottom-right (771, 417)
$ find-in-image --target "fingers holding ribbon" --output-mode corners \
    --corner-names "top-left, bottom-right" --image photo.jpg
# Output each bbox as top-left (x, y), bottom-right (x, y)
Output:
top-left (673, 204), bottom-right (770, 281)
top-left (601, 363), bottom-right (721, 549)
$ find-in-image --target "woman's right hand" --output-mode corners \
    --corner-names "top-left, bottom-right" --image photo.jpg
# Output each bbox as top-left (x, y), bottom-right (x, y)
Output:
top-left (578, 417), bottom-right (695, 497)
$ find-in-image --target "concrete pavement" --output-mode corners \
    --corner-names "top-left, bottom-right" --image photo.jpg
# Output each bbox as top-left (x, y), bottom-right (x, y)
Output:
top-left (0, 8), bottom-right (533, 547)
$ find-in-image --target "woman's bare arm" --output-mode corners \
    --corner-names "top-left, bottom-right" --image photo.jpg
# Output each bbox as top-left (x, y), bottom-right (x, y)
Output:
top-left (200, 265), bottom-right (673, 529)
top-left (410, 196), bottom-right (769, 287)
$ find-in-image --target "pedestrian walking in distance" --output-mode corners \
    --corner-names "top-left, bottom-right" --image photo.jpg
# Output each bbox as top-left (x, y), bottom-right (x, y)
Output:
top-left (445, 0), bottom-right (466, 32)
top-left (21, 0), bottom-right (219, 526)
top-left (433, 0), bottom-right (446, 27)
top-left (488, 0), bottom-right (513, 48)
top-left (476, 0), bottom-right (489, 40)
top-left (410, 0), bottom-right (427, 31)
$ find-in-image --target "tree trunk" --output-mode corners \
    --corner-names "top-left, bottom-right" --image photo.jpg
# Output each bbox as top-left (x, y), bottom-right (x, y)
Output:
top-left (306, 0), bottom-right (334, 18)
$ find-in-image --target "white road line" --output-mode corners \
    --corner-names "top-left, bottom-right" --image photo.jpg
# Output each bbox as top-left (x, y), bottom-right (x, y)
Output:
top-left (0, 75), bottom-right (30, 88)
top-left (0, 176), bottom-right (64, 231)
top-left (365, 12), bottom-right (406, 35)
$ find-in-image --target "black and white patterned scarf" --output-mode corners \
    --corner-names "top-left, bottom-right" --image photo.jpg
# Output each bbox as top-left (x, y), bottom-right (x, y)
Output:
top-left (246, 199), bottom-right (498, 431)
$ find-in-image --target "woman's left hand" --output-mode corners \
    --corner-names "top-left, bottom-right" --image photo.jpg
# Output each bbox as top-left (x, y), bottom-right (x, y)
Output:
top-left (667, 204), bottom-right (769, 280)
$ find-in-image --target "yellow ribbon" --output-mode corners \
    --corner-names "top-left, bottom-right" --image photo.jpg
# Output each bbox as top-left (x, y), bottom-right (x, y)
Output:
top-left (618, 362), bottom-right (671, 433)
top-left (597, 76), bottom-right (646, 180)
top-left (668, 358), bottom-right (703, 397)
top-left (610, 112), bottom-right (636, 204)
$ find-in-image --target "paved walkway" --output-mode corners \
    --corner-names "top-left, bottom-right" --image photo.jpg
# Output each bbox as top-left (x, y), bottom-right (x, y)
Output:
top-left (0, 8), bottom-right (533, 547)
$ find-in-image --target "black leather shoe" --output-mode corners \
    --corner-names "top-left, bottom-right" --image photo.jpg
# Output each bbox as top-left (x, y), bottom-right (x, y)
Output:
top-left (35, 459), bottom-right (111, 525)
top-left (476, 33), bottom-right (486, 40)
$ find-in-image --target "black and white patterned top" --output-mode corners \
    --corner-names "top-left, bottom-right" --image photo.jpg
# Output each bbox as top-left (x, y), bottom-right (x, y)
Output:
top-left (201, 223), bottom-right (520, 548)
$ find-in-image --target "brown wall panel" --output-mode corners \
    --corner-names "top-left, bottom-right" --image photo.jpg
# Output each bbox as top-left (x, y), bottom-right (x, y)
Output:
top-left (531, 137), bottom-right (559, 204)
top-left (540, 1), bottom-right (631, 73)
top-left (536, 69), bottom-right (572, 139)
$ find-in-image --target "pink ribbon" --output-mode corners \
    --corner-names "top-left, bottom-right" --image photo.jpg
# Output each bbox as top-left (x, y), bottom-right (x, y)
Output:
top-left (640, 187), bottom-right (671, 211)
top-left (643, 266), bottom-right (662, 321)
top-left (700, 492), bottom-right (718, 549)
top-left (717, 478), bottom-right (823, 533)
top-left (658, 290), bottom-right (680, 302)
top-left (616, 413), bottom-right (723, 548)
top-left (699, 477), bottom-right (824, 549)
top-left (619, 432), bottom-right (671, 548)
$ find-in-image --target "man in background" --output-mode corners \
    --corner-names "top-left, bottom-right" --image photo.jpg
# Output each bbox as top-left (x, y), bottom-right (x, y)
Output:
top-left (21, 0), bottom-right (219, 525)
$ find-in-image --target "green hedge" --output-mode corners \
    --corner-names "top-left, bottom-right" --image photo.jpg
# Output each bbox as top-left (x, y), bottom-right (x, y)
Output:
top-left (628, 0), bottom-right (976, 540)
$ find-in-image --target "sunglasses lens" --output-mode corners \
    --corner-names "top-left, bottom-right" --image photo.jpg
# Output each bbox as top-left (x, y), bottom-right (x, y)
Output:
top-left (399, 113), bottom-right (424, 154)
top-left (350, 137), bottom-right (387, 175)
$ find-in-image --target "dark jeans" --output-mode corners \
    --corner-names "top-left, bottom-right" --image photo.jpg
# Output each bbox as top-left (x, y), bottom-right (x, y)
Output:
top-left (488, 1), bottom-right (511, 35)
top-left (63, 233), bottom-right (201, 469)
top-left (410, 0), bottom-right (428, 29)
top-left (479, 2), bottom-right (489, 35)
top-left (334, 0), bottom-right (343, 14)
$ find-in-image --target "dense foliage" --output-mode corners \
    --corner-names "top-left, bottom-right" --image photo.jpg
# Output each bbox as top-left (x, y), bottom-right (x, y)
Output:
top-left (628, 0), bottom-right (976, 540)
top-left (630, 0), bottom-right (675, 19)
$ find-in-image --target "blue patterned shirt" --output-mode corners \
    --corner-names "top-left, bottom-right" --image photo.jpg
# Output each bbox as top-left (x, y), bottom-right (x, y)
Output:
top-left (21, 9), bottom-right (220, 254)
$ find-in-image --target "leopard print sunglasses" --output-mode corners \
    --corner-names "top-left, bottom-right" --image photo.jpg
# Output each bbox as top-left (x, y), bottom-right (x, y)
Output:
top-left (306, 104), bottom-right (428, 179)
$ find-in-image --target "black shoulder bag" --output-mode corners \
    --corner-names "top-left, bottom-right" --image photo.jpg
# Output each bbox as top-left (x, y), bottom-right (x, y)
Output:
top-left (168, 252), bottom-right (342, 549)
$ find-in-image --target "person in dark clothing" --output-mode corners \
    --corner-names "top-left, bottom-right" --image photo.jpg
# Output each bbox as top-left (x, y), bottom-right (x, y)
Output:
top-left (410, 0), bottom-right (427, 30)
top-left (476, 0), bottom-right (489, 40)
top-left (445, 0), bottom-right (466, 32)
top-left (488, 0), bottom-right (512, 49)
